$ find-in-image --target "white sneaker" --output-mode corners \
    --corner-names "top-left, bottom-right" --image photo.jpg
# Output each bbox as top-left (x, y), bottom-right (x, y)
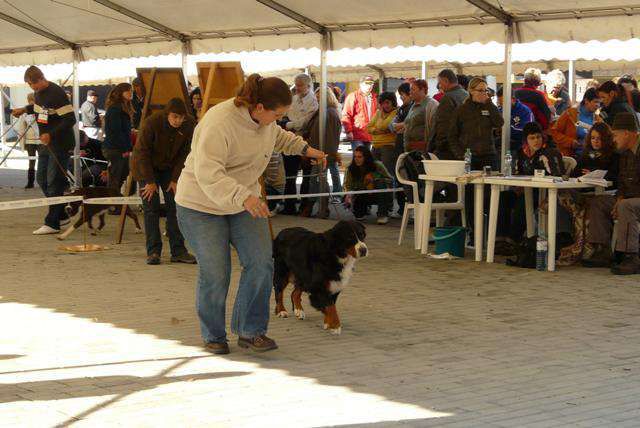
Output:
top-left (377, 216), bottom-right (389, 225)
top-left (33, 225), bottom-right (60, 235)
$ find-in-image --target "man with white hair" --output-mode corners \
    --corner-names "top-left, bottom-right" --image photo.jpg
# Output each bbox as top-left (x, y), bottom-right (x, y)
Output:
top-left (514, 68), bottom-right (552, 130)
top-left (285, 73), bottom-right (318, 132)
top-left (282, 73), bottom-right (318, 215)
top-left (546, 69), bottom-right (570, 116)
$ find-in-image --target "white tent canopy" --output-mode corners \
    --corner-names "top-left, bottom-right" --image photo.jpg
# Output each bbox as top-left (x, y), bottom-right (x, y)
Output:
top-left (0, 1), bottom-right (639, 66)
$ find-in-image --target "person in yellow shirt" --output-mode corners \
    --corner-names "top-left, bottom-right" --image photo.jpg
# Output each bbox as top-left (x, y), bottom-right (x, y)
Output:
top-left (366, 91), bottom-right (398, 185)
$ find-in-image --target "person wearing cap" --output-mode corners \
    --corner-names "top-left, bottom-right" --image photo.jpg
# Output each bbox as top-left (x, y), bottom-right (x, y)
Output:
top-left (80, 89), bottom-right (102, 146)
top-left (342, 75), bottom-right (378, 151)
top-left (131, 97), bottom-right (197, 266)
top-left (514, 68), bottom-right (552, 130)
top-left (583, 112), bottom-right (640, 274)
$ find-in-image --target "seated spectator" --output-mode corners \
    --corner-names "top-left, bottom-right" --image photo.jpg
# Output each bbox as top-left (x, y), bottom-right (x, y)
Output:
top-left (597, 80), bottom-right (640, 129)
top-left (514, 68), bottom-right (552, 130)
top-left (498, 123), bottom-right (565, 244)
top-left (551, 122), bottom-right (620, 265)
top-left (344, 146), bottom-right (393, 224)
top-left (550, 87), bottom-right (600, 158)
top-left (367, 91), bottom-right (398, 173)
top-left (582, 113), bottom-right (640, 274)
top-left (497, 85), bottom-right (534, 152)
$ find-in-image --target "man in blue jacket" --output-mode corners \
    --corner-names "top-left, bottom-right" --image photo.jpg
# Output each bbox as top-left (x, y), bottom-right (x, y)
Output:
top-left (498, 86), bottom-right (534, 152)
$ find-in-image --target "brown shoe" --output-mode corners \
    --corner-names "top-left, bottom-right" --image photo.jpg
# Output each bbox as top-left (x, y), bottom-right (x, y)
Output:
top-left (237, 335), bottom-right (278, 352)
top-left (203, 341), bottom-right (230, 355)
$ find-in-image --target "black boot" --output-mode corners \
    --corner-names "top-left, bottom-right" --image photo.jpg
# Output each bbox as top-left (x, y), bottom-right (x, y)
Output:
top-left (581, 244), bottom-right (612, 268)
top-left (611, 254), bottom-right (640, 275)
top-left (25, 169), bottom-right (35, 189)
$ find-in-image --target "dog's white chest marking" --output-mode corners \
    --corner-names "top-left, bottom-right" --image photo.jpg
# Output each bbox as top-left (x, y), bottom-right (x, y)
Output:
top-left (328, 256), bottom-right (356, 294)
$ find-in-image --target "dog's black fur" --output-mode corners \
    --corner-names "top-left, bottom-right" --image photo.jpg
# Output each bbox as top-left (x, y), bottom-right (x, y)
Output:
top-left (58, 187), bottom-right (142, 240)
top-left (273, 220), bottom-right (367, 333)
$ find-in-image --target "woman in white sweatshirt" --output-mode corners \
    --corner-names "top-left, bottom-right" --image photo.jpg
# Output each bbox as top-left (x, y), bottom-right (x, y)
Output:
top-left (176, 74), bottom-right (326, 354)
top-left (15, 92), bottom-right (40, 188)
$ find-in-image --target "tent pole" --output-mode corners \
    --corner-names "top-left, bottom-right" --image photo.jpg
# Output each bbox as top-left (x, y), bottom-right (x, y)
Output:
top-left (568, 60), bottom-right (576, 104)
top-left (319, 34), bottom-right (328, 153)
top-left (181, 41), bottom-right (190, 85)
top-left (0, 85), bottom-right (5, 163)
top-left (421, 61), bottom-right (427, 80)
top-left (501, 24), bottom-right (513, 169)
top-left (72, 49), bottom-right (81, 187)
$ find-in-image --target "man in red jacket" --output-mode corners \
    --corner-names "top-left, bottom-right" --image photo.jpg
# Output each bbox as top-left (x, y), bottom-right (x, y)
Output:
top-left (342, 75), bottom-right (378, 151)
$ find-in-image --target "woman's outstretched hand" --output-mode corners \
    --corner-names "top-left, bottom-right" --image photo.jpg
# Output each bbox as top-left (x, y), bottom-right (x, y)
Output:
top-left (244, 195), bottom-right (270, 218)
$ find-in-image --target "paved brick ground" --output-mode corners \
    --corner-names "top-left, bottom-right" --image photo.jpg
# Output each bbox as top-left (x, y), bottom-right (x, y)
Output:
top-left (1, 186), bottom-right (640, 427)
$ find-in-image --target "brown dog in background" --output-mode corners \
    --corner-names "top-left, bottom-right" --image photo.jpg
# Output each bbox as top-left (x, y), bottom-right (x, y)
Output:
top-left (57, 187), bottom-right (142, 240)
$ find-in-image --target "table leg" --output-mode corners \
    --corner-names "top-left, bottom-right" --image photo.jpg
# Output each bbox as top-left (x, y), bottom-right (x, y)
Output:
top-left (414, 203), bottom-right (422, 251)
top-left (547, 188), bottom-right (558, 272)
top-left (474, 183), bottom-right (484, 262)
top-left (486, 184), bottom-right (500, 263)
top-left (420, 182), bottom-right (435, 255)
top-left (524, 187), bottom-right (534, 238)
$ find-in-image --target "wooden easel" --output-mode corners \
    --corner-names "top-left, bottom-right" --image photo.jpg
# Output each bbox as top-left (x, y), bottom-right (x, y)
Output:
top-left (197, 62), bottom-right (244, 120)
top-left (116, 67), bottom-right (190, 244)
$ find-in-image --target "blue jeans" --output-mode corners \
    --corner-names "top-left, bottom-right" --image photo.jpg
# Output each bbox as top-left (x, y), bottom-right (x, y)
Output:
top-left (177, 205), bottom-right (273, 343)
top-left (36, 146), bottom-right (70, 229)
top-left (139, 169), bottom-right (187, 257)
top-left (328, 160), bottom-right (342, 193)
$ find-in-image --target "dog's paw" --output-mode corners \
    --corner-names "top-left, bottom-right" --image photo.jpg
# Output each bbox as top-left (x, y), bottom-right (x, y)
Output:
top-left (277, 310), bottom-right (289, 318)
top-left (56, 236), bottom-right (65, 241)
top-left (135, 228), bottom-right (143, 235)
top-left (294, 309), bottom-right (305, 320)
top-left (330, 327), bottom-right (342, 335)
top-left (323, 323), bottom-right (329, 330)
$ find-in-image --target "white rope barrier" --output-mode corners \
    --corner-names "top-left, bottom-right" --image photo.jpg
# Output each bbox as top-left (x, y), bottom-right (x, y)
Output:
top-left (0, 196), bottom-right (83, 211)
top-left (0, 188), bottom-right (405, 211)
top-left (266, 187), bottom-right (403, 200)
top-left (82, 196), bottom-right (143, 205)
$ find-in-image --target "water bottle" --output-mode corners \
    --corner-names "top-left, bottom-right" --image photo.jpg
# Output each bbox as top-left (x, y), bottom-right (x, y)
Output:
top-left (536, 214), bottom-right (547, 271)
top-left (503, 150), bottom-right (512, 177)
top-left (464, 148), bottom-right (472, 174)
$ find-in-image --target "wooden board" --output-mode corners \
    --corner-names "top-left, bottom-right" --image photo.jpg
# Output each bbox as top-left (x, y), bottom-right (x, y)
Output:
top-left (136, 67), bottom-right (190, 126)
top-left (197, 62), bottom-right (244, 119)
top-left (116, 67), bottom-right (189, 244)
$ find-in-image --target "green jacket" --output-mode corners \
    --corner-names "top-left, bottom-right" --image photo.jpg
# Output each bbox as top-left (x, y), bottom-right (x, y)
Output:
top-left (447, 98), bottom-right (504, 160)
top-left (344, 161), bottom-right (392, 191)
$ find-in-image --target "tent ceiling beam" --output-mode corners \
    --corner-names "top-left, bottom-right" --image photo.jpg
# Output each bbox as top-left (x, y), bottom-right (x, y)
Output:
top-left (465, 0), bottom-right (513, 24)
top-left (255, 0), bottom-right (327, 34)
top-left (0, 11), bottom-right (76, 49)
top-left (93, 0), bottom-right (188, 42)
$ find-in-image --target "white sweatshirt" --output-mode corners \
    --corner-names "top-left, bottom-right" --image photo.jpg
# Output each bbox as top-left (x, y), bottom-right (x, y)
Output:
top-left (176, 99), bottom-right (307, 215)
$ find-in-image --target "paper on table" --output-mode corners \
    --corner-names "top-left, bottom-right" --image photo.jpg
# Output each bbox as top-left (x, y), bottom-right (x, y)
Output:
top-left (578, 169), bottom-right (608, 186)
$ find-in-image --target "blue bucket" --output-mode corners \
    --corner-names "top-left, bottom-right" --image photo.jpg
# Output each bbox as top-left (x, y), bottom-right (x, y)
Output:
top-left (432, 227), bottom-right (466, 258)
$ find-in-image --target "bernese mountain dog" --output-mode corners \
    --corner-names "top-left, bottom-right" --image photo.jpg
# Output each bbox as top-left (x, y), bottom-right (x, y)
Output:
top-left (273, 220), bottom-right (367, 335)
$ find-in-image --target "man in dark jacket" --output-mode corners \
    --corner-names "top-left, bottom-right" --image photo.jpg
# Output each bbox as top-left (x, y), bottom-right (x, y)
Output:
top-left (431, 69), bottom-right (468, 159)
top-left (131, 98), bottom-right (196, 265)
top-left (583, 113), bottom-right (640, 274)
top-left (514, 68), bottom-right (552, 130)
top-left (12, 66), bottom-right (76, 235)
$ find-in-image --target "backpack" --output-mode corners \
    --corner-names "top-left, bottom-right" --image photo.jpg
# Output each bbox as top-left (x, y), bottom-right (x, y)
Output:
top-left (399, 151), bottom-right (428, 203)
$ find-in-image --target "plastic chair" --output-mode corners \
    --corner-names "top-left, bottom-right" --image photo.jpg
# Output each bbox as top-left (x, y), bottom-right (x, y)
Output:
top-left (562, 156), bottom-right (577, 179)
top-left (396, 152), bottom-right (466, 250)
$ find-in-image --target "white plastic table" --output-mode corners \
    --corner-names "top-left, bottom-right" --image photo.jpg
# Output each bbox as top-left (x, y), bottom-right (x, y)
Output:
top-left (483, 177), bottom-right (607, 272)
top-left (418, 174), bottom-right (485, 262)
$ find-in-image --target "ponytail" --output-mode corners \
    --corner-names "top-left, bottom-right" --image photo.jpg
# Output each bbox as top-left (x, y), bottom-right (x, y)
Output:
top-left (234, 74), bottom-right (292, 110)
